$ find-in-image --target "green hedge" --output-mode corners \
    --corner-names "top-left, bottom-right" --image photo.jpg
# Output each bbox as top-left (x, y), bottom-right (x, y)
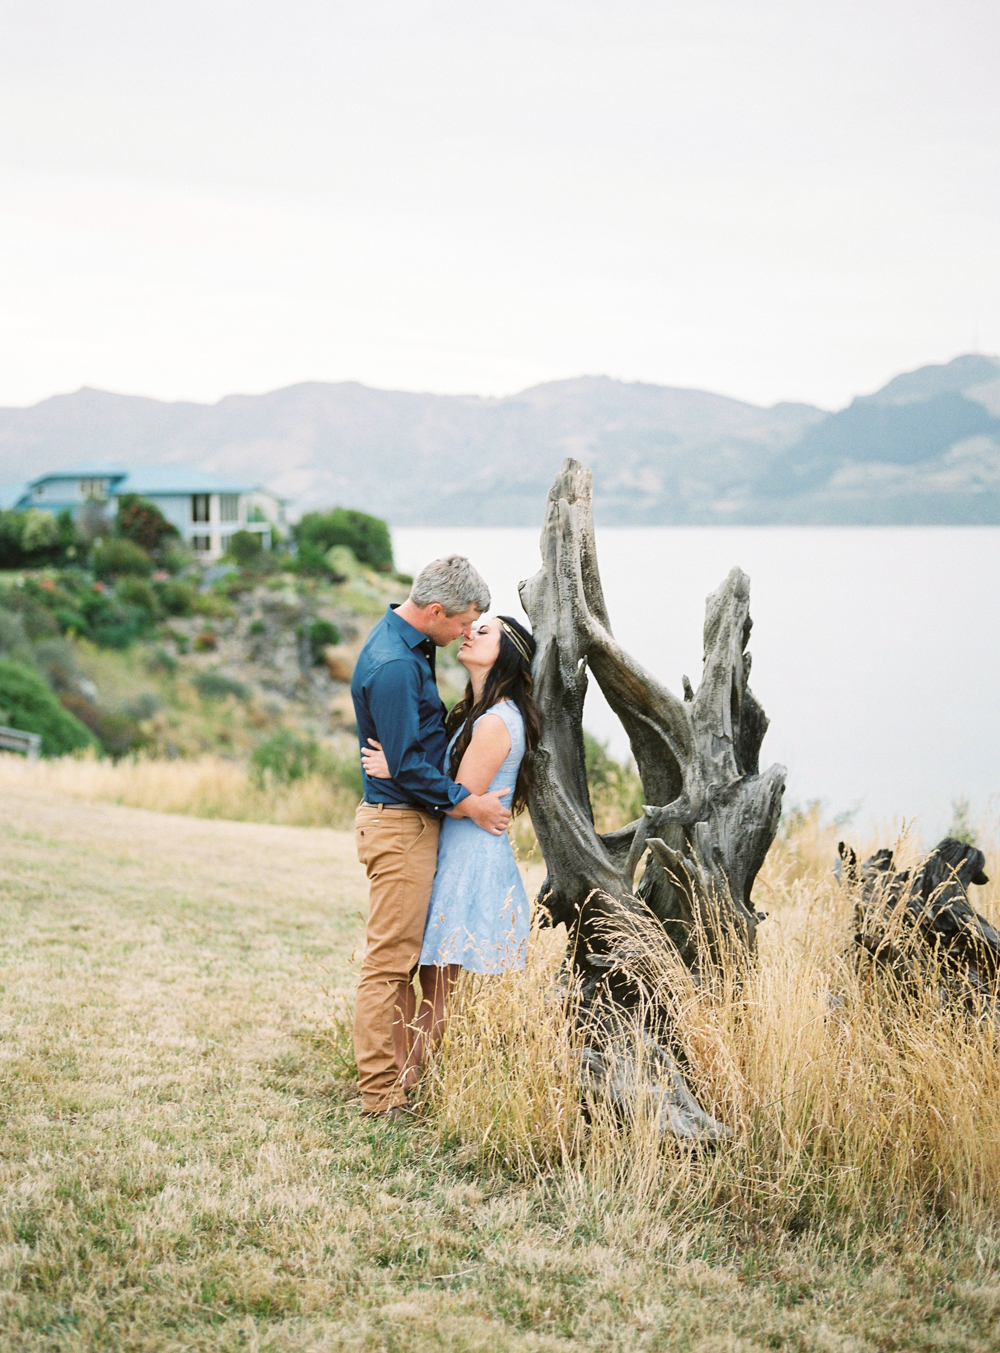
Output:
top-left (92, 537), bottom-right (153, 580)
top-left (1, 576), bottom-right (153, 650)
top-left (0, 659), bottom-right (97, 756)
top-left (115, 494), bottom-right (178, 554)
top-left (293, 508), bottom-right (393, 573)
top-left (0, 509), bottom-right (76, 569)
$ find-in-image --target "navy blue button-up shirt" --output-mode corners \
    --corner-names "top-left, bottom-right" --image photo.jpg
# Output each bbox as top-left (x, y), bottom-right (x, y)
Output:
top-left (350, 605), bottom-right (470, 813)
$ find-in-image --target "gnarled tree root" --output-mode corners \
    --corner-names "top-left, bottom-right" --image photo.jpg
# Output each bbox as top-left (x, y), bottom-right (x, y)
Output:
top-left (521, 459), bottom-right (784, 1144)
top-left (839, 836), bottom-right (999, 1017)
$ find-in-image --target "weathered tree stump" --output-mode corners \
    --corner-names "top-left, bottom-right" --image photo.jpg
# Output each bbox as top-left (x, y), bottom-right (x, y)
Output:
top-left (519, 459), bottom-right (786, 1142)
top-left (840, 837), bottom-right (999, 1017)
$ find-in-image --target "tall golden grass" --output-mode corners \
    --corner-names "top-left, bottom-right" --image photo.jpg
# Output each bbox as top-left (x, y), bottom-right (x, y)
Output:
top-left (0, 749), bottom-right (359, 827)
top-left (7, 743), bottom-right (998, 1241)
top-left (420, 814), bottom-right (1000, 1241)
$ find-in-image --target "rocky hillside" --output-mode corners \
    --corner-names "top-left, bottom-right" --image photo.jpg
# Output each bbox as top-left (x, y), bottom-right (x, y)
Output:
top-left (2, 355), bottom-right (999, 524)
top-left (0, 559), bottom-right (466, 769)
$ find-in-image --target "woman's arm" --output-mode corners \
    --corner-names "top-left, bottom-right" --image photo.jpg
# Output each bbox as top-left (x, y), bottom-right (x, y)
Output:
top-left (452, 713), bottom-right (511, 796)
top-left (361, 715), bottom-right (512, 825)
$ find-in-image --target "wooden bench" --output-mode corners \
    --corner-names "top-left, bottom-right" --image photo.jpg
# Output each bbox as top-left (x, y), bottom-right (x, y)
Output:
top-left (0, 725), bottom-right (42, 760)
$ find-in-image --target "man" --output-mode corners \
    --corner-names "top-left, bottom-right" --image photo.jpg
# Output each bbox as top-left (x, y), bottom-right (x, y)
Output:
top-left (350, 555), bottom-right (510, 1118)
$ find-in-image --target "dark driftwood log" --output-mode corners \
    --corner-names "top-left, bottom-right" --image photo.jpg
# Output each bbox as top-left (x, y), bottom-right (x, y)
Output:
top-left (840, 837), bottom-right (999, 1015)
top-left (519, 459), bottom-right (787, 1142)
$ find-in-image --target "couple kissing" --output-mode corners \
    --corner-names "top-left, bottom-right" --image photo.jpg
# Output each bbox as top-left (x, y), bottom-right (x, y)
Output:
top-left (350, 555), bottom-right (540, 1119)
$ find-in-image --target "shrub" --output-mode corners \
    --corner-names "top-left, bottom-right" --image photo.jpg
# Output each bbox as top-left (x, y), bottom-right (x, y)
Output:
top-left (55, 510), bottom-right (81, 562)
top-left (124, 692), bottom-right (162, 720)
top-left (0, 508), bottom-right (75, 567)
top-left (77, 498), bottom-right (112, 546)
top-left (20, 508), bottom-right (60, 556)
top-left (308, 618), bottom-right (341, 662)
top-left (115, 494), bottom-right (179, 554)
top-left (584, 733), bottom-right (644, 833)
top-left (1, 584), bottom-right (60, 640)
top-left (192, 590), bottom-right (235, 619)
top-left (193, 630), bottom-right (217, 652)
top-left (0, 609), bottom-right (33, 665)
top-left (0, 659), bottom-right (97, 755)
top-left (333, 750), bottom-right (363, 800)
top-left (251, 730), bottom-right (323, 785)
top-left (324, 544), bottom-right (360, 578)
top-left (76, 589), bottom-right (145, 649)
top-left (92, 537), bottom-right (153, 580)
top-left (0, 512), bottom-right (26, 568)
top-left (160, 541), bottom-right (194, 575)
top-left (155, 579), bottom-right (195, 616)
top-left (250, 729), bottom-right (363, 800)
top-left (226, 530), bottom-right (263, 565)
top-left (9, 573), bottom-right (148, 649)
top-left (32, 637), bottom-right (79, 692)
top-left (194, 671), bottom-right (248, 701)
top-left (949, 795), bottom-right (978, 844)
top-left (293, 507), bottom-right (393, 572)
top-left (58, 691), bottom-right (145, 758)
top-left (115, 577), bottom-right (159, 628)
top-left (145, 648), bottom-right (177, 675)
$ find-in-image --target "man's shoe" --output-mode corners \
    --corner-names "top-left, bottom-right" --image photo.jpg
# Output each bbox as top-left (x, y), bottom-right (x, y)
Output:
top-left (362, 1104), bottom-right (409, 1122)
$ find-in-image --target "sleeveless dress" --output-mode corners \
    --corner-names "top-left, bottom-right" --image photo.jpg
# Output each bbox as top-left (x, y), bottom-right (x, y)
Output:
top-left (419, 700), bottom-right (530, 973)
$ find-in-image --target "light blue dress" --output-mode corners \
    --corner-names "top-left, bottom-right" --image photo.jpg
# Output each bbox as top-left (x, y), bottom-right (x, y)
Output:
top-left (419, 700), bottom-right (530, 973)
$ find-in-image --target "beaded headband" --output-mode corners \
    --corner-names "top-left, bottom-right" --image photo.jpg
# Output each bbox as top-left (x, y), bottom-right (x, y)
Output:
top-left (497, 617), bottom-right (534, 667)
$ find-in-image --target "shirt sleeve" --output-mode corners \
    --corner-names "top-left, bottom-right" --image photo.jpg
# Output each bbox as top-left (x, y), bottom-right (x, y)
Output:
top-left (365, 660), bottom-right (470, 812)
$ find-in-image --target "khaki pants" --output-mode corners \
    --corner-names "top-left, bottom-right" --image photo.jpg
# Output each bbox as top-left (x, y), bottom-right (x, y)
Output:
top-left (353, 801), bottom-right (440, 1113)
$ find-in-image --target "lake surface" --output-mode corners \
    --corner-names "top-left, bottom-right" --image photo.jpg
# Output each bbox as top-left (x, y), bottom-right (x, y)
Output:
top-left (393, 526), bottom-right (1000, 838)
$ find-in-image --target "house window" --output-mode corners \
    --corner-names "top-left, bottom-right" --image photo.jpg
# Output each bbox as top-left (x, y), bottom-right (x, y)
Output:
top-left (219, 494), bottom-right (239, 523)
top-left (80, 479), bottom-right (107, 499)
top-left (220, 534), bottom-right (232, 554)
top-left (192, 494), bottom-right (211, 523)
top-left (191, 534), bottom-right (212, 552)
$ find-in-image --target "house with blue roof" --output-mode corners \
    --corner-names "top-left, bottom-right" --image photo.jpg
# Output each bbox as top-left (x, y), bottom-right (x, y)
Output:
top-left (6, 463), bottom-right (285, 560)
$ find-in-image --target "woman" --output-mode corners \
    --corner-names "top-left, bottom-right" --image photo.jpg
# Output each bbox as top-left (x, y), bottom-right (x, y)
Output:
top-left (361, 613), bottom-right (540, 1078)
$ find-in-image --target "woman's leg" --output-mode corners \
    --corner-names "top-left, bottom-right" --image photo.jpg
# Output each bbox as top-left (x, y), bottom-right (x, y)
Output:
top-left (407, 963), bottom-right (461, 1073)
top-left (393, 965), bottom-right (461, 1090)
top-left (392, 975), bottom-right (420, 1090)
top-left (420, 964), bottom-right (461, 1043)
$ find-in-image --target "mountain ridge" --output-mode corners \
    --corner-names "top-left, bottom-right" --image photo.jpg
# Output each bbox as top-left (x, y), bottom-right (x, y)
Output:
top-left (1, 356), bottom-right (998, 526)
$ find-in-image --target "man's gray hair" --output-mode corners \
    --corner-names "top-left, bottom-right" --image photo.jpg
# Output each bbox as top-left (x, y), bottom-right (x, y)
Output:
top-left (410, 555), bottom-right (490, 615)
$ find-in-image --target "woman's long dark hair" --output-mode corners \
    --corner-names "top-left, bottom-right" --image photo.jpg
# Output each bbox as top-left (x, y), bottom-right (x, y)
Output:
top-left (445, 614), bottom-right (541, 816)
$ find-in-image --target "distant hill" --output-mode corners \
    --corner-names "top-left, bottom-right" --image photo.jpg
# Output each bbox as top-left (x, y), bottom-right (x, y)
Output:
top-left (1, 354), bottom-right (999, 525)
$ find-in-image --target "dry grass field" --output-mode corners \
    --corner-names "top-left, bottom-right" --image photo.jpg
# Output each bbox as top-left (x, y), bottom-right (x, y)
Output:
top-left (3, 783), bottom-right (1000, 1351)
top-left (0, 751), bottom-right (360, 830)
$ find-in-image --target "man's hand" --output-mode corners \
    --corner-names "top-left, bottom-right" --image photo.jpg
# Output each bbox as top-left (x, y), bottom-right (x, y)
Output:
top-left (452, 788), bottom-right (511, 835)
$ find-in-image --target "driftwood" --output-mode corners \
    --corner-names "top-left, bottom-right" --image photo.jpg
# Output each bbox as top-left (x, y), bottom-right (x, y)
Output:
top-left (840, 837), bottom-right (999, 1016)
top-left (519, 459), bottom-right (786, 1141)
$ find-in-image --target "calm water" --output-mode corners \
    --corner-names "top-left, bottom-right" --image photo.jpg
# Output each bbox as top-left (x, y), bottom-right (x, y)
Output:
top-left (393, 527), bottom-right (1000, 837)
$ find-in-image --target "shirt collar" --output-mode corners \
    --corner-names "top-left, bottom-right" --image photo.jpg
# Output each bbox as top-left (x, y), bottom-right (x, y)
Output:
top-left (386, 603), bottom-right (432, 651)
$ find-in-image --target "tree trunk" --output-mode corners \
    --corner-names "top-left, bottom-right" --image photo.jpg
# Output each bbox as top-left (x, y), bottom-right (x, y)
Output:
top-left (841, 836), bottom-right (999, 1017)
top-left (519, 458), bottom-right (787, 1142)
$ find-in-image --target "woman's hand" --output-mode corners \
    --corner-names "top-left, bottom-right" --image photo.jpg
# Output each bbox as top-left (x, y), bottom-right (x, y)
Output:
top-left (360, 739), bottom-right (391, 779)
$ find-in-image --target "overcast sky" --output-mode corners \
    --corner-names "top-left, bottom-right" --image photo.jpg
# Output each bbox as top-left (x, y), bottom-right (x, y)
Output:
top-left (1, 0), bottom-right (997, 410)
